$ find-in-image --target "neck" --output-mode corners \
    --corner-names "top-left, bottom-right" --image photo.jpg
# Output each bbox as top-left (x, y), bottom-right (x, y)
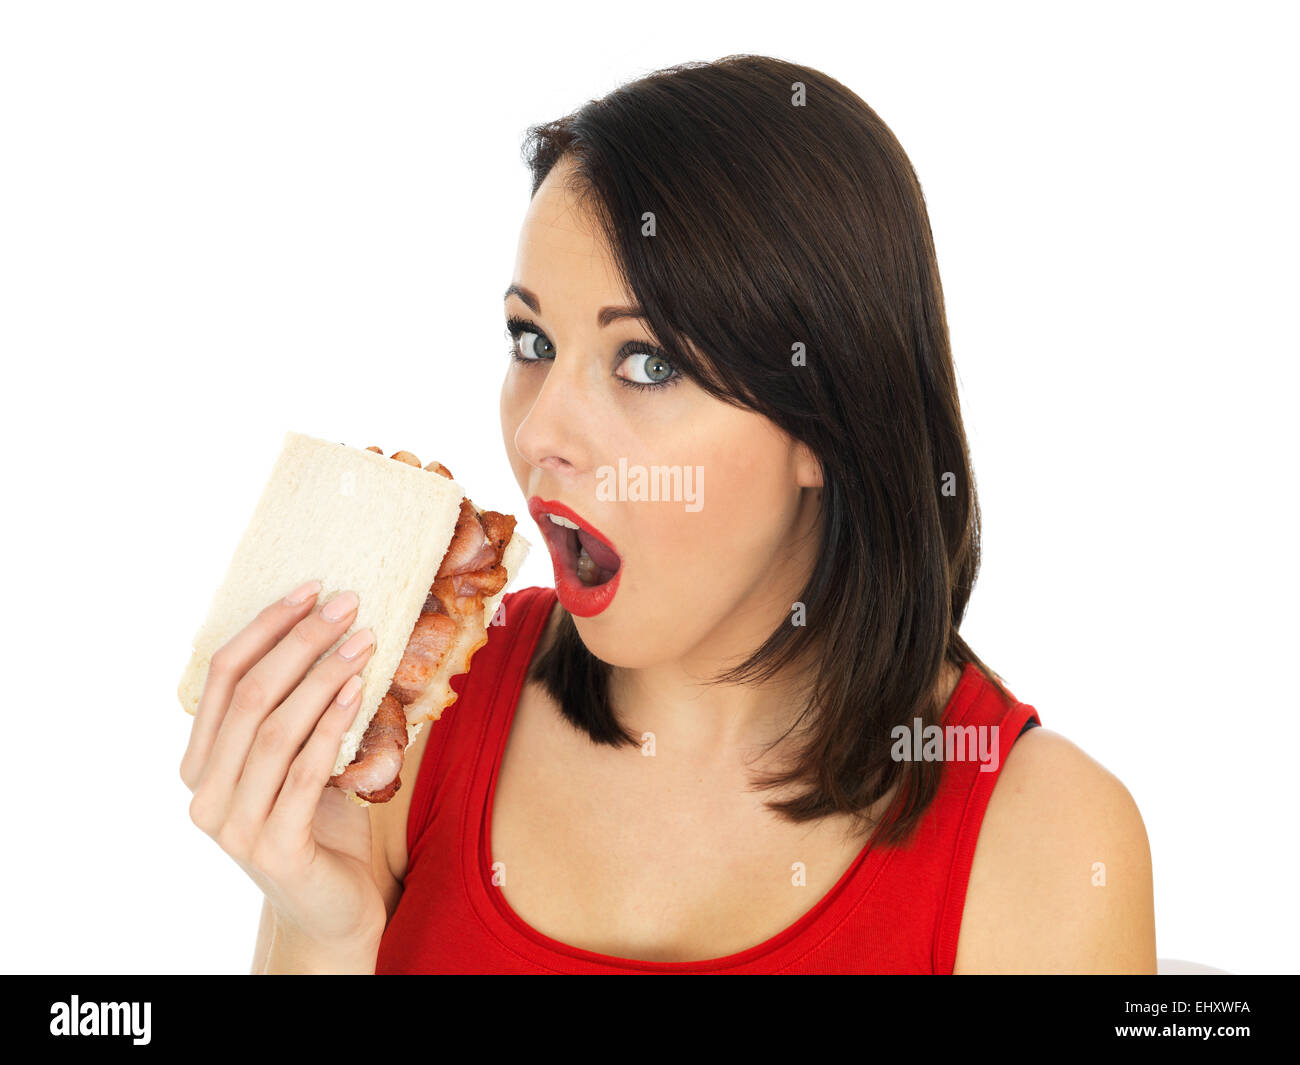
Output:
top-left (606, 509), bottom-right (823, 771)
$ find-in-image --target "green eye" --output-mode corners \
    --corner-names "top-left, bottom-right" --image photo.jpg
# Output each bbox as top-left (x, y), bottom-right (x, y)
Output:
top-left (616, 351), bottom-right (678, 388)
top-left (505, 317), bottom-right (555, 361)
top-left (503, 315), bottom-right (684, 394)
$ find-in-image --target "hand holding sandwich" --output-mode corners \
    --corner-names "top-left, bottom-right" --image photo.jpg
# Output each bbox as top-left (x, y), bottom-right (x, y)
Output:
top-left (176, 432), bottom-right (530, 971)
top-left (180, 583), bottom-right (390, 959)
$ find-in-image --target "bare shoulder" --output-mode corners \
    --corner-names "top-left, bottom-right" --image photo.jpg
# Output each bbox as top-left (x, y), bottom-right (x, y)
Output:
top-left (951, 726), bottom-right (1156, 974)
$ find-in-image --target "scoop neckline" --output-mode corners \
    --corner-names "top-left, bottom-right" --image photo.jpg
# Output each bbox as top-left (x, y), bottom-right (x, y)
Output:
top-left (472, 586), bottom-right (982, 972)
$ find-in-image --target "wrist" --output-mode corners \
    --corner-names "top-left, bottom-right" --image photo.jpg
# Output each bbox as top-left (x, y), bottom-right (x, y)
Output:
top-left (266, 914), bottom-right (382, 975)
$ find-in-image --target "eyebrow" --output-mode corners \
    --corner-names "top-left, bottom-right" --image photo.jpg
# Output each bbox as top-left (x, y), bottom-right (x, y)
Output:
top-left (503, 283), bottom-right (646, 328)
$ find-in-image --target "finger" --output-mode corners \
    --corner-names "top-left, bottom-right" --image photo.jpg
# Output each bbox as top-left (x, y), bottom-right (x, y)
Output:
top-left (226, 630), bottom-right (376, 833)
top-left (182, 580), bottom-right (321, 789)
top-left (260, 673), bottom-right (371, 868)
top-left (195, 590), bottom-right (360, 815)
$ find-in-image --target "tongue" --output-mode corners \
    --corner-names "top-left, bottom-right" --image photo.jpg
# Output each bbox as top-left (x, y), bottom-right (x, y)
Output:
top-left (576, 528), bottom-right (620, 572)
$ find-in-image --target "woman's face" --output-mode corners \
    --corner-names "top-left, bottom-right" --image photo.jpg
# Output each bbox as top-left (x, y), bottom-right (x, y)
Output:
top-left (500, 156), bottom-right (823, 670)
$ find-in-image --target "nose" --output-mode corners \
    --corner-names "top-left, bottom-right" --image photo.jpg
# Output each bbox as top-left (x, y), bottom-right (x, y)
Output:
top-left (510, 355), bottom-right (593, 480)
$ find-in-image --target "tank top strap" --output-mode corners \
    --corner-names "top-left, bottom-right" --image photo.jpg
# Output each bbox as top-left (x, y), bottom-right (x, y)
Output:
top-left (843, 664), bottom-right (1041, 974)
top-left (404, 585), bottom-right (555, 864)
top-left (917, 668), bottom-right (1041, 973)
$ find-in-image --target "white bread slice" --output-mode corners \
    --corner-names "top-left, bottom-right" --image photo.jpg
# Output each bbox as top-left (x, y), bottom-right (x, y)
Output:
top-left (176, 430), bottom-right (529, 786)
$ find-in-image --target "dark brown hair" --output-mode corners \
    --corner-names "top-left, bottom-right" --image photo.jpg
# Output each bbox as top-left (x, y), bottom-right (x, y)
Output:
top-left (520, 54), bottom-right (1015, 848)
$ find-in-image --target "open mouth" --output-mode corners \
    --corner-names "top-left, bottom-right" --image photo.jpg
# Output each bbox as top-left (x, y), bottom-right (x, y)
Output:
top-left (527, 496), bottom-right (622, 589)
top-left (544, 515), bottom-right (621, 586)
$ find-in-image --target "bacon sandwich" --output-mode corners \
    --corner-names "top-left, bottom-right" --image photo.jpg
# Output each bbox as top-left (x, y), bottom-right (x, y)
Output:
top-left (177, 430), bottom-right (529, 804)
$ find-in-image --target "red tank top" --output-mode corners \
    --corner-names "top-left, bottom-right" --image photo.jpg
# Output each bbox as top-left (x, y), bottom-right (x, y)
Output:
top-left (376, 585), bottom-right (1042, 974)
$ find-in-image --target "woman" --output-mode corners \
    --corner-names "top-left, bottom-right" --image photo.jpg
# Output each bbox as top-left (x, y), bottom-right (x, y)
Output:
top-left (185, 55), bottom-right (1156, 973)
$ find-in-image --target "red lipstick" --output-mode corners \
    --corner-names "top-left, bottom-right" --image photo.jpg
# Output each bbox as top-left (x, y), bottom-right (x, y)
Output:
top-left (527, 496), bottom-right (622, 617)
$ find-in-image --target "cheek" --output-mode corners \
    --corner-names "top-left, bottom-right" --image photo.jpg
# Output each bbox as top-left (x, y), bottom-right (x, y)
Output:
top-left (639, 419), bottom-right (797, 583)
top-left (611, 467), bottom-right (794, 665)
top-left (499, 371), bottom-right (533, 478)
top-left (499, 367), bottom-right (528, 424)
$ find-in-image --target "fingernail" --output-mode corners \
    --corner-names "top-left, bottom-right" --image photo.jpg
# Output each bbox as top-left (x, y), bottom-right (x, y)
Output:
top-left (283, 579), bottom-right (322, 606)
top-left (321, 590), bottom-right (359, 623)
top-left (337, 627), bottom-right (374, 660)
top-left (337, 675), bottom-right (363, 706)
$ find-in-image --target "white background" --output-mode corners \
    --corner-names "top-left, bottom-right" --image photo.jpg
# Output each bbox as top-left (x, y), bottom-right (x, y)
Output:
top-left (2, 0), bottom-right (1295, 975)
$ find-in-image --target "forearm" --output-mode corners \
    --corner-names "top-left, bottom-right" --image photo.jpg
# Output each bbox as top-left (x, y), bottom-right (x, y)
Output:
top-left (252, 897), bottom-right (275, 974)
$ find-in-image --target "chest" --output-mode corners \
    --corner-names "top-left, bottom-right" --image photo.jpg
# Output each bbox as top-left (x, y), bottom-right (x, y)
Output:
top-left (486, 678), bottom-right (873, 963)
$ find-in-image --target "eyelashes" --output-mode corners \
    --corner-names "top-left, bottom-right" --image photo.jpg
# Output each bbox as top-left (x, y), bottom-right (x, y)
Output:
top-left (504, 315), bottom-right (684, 394)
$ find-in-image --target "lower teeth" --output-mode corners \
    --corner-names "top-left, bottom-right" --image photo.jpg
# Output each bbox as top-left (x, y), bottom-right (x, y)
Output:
top-left (576, 543), bottom-right (602, 586)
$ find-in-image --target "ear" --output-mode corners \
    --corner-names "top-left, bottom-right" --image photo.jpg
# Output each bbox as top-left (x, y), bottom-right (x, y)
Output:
top-left (794, 440), bottom-right (823, 489)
